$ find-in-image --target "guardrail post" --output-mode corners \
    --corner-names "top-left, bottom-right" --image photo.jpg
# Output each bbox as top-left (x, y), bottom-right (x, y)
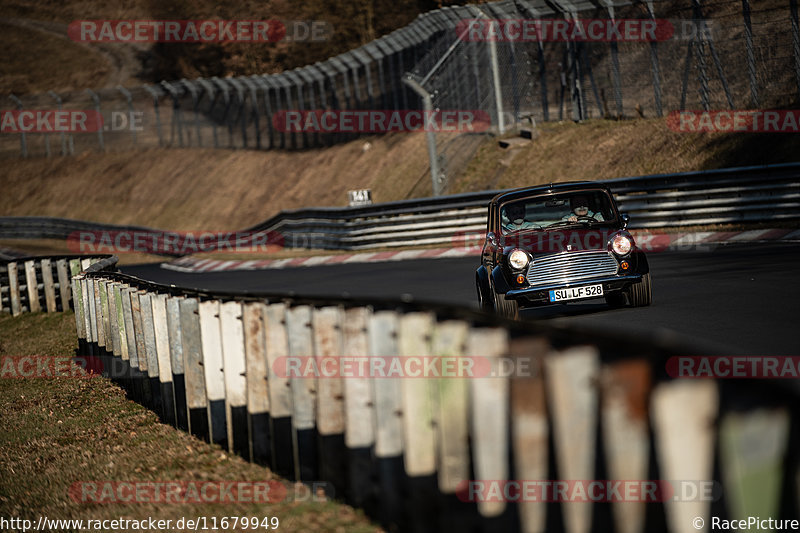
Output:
top-left (122, 286), bottom-right (143, 405)
top-left (40, 259), bottom-right (57, 312)
top-left (398, 312), bottom-right (439, 529)
top-left (508, 336), bottom-right (549, 532)
top-left (600, 359), bottom-right (651, 533)
top-left (312, 305), bottom-right (346, 494)
top-left (341, 306), bottom-right (377, 513)
top-left (286, 304), bottom-right (318, 482)
top-left (264, 302), bottom-right (294, 477)
top-left (82, 278), bottom-right (95, 361)
top-left (56, 259), bottom-right (70, 311)
top-left (113, 283), bottom-right (131, 395)
top-left (243, 302), bottom-right (271, 465)
top-left (179, 297), bottom-right (209, 441)
top-left (199, 300), bottom-right (228, 449)
top-left (651, 380), bottom-right (718, 532)
top-left (167, 296), bottom-right (188, 431)
top-left (431, 320), bottom-right (474, 528)
top-left (131, 290), bottom-right (153, 407)
top-left (72, 275), bottom-right (86, 353)
top-left (368, 309), bottom-right (406, 530)
top-left (220, 301), bottom-right (249, 459)
top-left (141, 293), bottom-right (163, 416)
top-left (8, 262), bottom-right (21, 316)
top-left (467, 328), bottom-right (510, 522)
top-left (107, 281), bottom-right (123, 382)
top-left (152, 293), bottom-right (176, 427)
top-left (24, 260), bottom-right (40, 312)
top-left (544, 347), bottom-right (600, 533)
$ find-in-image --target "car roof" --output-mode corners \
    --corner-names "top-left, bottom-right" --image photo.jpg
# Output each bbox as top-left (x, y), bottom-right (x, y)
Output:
top-left (490, 181), bottom-right (611, 205)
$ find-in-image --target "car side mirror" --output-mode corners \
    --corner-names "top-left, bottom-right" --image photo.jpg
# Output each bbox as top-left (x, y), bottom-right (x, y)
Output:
top-left (486, 232), bottom-right (498, 247)
top-left (621, 213), bottom-right (630, 229)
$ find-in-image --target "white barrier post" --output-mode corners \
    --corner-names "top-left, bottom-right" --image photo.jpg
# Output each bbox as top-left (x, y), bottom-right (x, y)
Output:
top-left (40, 259), bottom-right (57, 313)
top-left (152, 293), bottom-right (176, 426)
top-left (56, 259), bottom-right (70, 311)
top-left (167, 295), bottom-right (188, 431)
top-left (265, 302), bottom-right (293, 477)
top-left (220, 301), bottom-right (249, 458)
top-left (243, 302), bottom-right (271, 465)
top-left (286, 304), bottom-right (317, 481)
top-left (180, 297), bottom-right (209, 441)
top-left (24, 260), bottom-right (40, 312)
top-left (199, 300), bottom-right (227, 449)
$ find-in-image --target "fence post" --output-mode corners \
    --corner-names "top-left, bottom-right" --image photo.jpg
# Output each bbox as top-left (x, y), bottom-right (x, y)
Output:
top-left (265, 302), bottom-right (294, 478)
top-left (368, 309), bottom-right (406, 530)
top-left (8, 262), bottom-right (21, 316)
top-left (509, 337), bottom-right (549, 533)
top-left (167, 295), bottom-right (188, 431)
top-left (152, 293), bottom-right (176, 426)
top-left (398, 312), bottom-right (439, 528)
top-left (340, 306), bottom-right (377, 512)
top-left (141, 292), bottom-right (163, 416)
top-left (199, 300), bottom-right (228, 449)
top-left (56, 259), bottom-right (71, 311)
top-left (8, 95), bottom-right (27, 157)
top-left (40, 259), bottom-right (57, 312)
top-left (220, 300), bottom-right (249, 459)
top-left (286, 304), bottom-right (318, 481)
top-left (544, 346), bottom-right (600, 533)
top-left (600, 359), bottom-right (652, 533)
top-left (741, 0), bottom-right (760, 107)
top-left (467, 328), bottom-right (510, 520)
top-left (651, 380), bottom-right (718, 532)
top-left (312, 305), bottom-right (347, 493)
top-left (24, 260), bottom-right (40, 312)
top-left (179, 297), bottom-right (209, 441)
top-left (243, 301), bottom-right (271, 465)
top-left (86, 89), bottom-right (105, 151)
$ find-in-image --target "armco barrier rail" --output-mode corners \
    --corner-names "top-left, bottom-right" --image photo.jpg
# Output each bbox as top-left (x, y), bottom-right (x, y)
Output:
top-left (2, 163), bottom-right (799, 253)
top-left (0, 255), bottom-right (109, 315)
top-left (69, 256), bottom-right (798, 532)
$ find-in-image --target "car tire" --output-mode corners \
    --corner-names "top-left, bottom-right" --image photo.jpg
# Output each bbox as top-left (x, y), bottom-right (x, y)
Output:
top-left (493, 290), bottom-right (520, 320)
top-left (605, 292), bottom-right (626, 308)
top-left (629, 272), bottom-right (653, 307)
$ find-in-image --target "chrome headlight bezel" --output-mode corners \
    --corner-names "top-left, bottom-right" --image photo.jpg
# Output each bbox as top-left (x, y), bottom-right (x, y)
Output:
top-left (508, 248), bottom-right (530, 270)
top-left (610, 233), bottom-right (633, 256)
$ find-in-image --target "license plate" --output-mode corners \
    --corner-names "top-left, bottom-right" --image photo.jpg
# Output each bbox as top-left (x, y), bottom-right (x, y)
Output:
top-left (549, 284), bottom-right (604, 302)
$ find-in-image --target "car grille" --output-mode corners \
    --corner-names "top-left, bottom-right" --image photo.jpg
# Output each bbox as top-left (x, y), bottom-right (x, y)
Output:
top-left (526, 251), bottom-right (619, 288)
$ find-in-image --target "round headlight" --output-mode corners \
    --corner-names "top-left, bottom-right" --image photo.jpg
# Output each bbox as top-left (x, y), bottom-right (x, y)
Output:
top-left (509, 249), bottom-right (529, 270)
top-left (611, 234), bottom-right (633, 256)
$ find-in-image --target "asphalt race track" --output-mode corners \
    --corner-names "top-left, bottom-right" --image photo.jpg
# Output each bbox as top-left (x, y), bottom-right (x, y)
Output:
top-left (122, 242), bottom-right (800, 356)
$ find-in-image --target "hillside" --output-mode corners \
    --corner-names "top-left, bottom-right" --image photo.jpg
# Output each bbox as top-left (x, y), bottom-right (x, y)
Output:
top-left (2, 118), bottom-right (799, 233)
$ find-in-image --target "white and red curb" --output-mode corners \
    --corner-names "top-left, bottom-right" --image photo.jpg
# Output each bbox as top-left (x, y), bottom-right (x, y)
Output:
top-left (161, 228), bottom-right (800, 273)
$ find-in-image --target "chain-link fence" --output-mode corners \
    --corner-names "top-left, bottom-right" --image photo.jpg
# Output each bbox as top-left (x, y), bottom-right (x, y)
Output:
top-left (2, 0), bottom-right (799, 193)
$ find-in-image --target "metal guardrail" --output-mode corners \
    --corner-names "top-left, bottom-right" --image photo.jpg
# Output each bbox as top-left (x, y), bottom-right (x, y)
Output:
top-left (1, 163), bottom-right (798, 253)
top-left (0, 255), bottom-right (110, 315)
top-left (68, 257), bottom-right (798, 532)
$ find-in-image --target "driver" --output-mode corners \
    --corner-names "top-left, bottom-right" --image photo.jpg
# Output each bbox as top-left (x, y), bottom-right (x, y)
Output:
top-left (503, 202), bottom-right (538, 231)
top-left (562, 195), bottom-right (604, 222)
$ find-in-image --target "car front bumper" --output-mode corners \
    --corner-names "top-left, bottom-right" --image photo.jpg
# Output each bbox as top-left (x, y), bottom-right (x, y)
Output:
top-left (504, 274), bottom-right (642, 305)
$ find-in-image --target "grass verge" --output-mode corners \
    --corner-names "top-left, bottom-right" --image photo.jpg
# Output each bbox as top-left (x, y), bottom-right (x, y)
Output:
top-left (0, 312), bottom-right (378, 532)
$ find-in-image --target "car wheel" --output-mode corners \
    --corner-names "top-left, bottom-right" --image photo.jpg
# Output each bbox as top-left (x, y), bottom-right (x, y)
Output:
top-left (493, 290), bottom-right (520, 320)
top-left (477, 279), bottom-right (493, 312)
top-left (604, 292), bottom-right (626, 308)
top-left (629, 272), bottom-right (653, 307)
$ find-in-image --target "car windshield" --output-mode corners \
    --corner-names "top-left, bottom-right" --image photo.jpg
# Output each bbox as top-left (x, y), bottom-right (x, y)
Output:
top-left (499, 190), bottom-right (616, 235)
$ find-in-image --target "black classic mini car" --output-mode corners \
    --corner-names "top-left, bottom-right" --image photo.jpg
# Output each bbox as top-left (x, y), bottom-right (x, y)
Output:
top-left (476, 182), bottom-right (652, 319)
